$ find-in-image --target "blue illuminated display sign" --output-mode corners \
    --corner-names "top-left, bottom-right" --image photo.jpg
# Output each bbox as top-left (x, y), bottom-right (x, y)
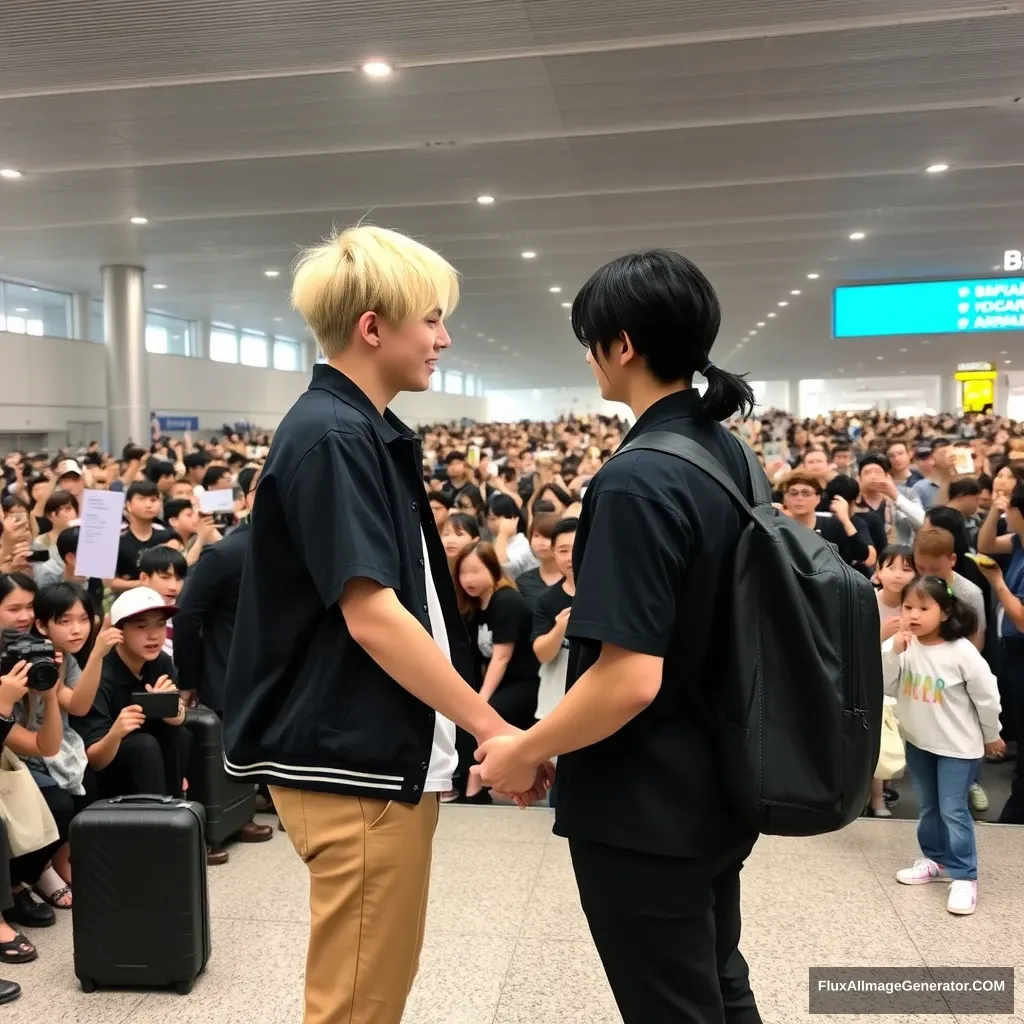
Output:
top-left (833, 277), bottom-right (1024, 338)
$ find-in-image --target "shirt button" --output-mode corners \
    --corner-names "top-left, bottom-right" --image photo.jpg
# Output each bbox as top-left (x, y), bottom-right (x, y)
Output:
top-left (418, 557), bottom-right (425, 567)
top-left (420, 761), bottom-right (428, 771)
top-left (413, 784), bottom-right (420, 792)
top-left (422, 603), bottom-right (428, 613)
top-left (411, 501), bottom-right (418, 512)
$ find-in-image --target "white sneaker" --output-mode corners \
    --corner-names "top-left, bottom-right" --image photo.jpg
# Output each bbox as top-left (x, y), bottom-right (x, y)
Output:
top-left (896, 858), bottom-right (952, 885)
top-left (947, 879), bottom-right (977, 915)
top-left (968, 782), bottom-right (988, 813)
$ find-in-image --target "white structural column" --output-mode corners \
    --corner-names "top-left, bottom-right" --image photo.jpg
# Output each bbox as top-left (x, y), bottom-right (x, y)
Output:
top-left (102, 265), bottom-right (150, 446)
top-left (939, 373), bottom-right (958, 414)
top-left (788, 379), bottom-right (802, 417)
top-left (72, 291), bottom-right (92, 341)
top-left (193, 319), bottom-right (210, 360)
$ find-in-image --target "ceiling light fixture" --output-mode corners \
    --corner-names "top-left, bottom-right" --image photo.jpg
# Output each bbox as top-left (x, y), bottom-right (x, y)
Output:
top-left (561, 302), bottom-right (571, 308)
top-left (778, 301), bottom-right (789, 307)
top-left (14, 307), bottom-right (28, 313)
top-left (750, 330), bottom-right (758, 335)
top-left (549, 286), bottom-right (562, 293)
top-left (790, 289), bottom-right (801, 295)
top-left (1006, 360), bottom-right (1012, 365)
top-left (756, 322), bottom-right (765, 327)
top-left (521, 251), bottom-right (536, 259)
top-left (487, 338), bottom-right (495, 343)
top-left (807, 272), bottom-right (820, 280)
top-left (926, 163), bottom-right (949, 174)
top-left (876, 356), bottom-right (884, 361)
top-left (152, 283), bottom-right (167, 290)
top-left (130, 216), bottom-right (148, 225)
top-left (476, 195), bottom-right (495, 205)
top-left (767, 313), bottom-right (777, 318)
top-left (362, 60), bottom-right (393, 78)
top-left (849, 231), bottom-right (866, 240)
top-left (273, 317), bottom-right (283, 322)
top-left (0, 168), bottom-right (23, 179)
top-left (264, 269), bottom-right (280, 278)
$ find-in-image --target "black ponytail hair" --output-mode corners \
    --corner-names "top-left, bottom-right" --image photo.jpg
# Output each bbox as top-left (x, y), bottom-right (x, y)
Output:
top-left (571, 248), bottom-right (755, 422)
top-left (902, 575), bottom-right (978, 642)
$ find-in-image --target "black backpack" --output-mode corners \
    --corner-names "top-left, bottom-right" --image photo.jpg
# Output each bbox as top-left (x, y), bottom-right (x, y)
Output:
top-left (614, 431), bottom-right (883, 837)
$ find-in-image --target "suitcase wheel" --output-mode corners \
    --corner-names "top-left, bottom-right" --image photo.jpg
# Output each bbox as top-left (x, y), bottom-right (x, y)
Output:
top-left (175, 979), bottom-right (194, 996)
top-left (79, 977), bottom-right (97, 994)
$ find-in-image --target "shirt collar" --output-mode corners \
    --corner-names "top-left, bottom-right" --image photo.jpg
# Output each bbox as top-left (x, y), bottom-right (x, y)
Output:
top-left (308, 364), bottom-right (413, 445)
top-left (622, 388), bottom-right (703, 443)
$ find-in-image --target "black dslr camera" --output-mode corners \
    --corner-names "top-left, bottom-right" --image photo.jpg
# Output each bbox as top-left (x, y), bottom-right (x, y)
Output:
top-left (0, 629), bottom-right (60, 691)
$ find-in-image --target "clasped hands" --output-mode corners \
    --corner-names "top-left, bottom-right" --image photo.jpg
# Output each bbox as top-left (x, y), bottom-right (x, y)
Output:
top-left (471, 727), bottom-right (555, 809)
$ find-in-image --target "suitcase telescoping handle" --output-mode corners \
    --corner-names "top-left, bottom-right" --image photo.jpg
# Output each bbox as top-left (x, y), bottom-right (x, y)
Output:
top-left (108, 795), bottom-right (177, 806)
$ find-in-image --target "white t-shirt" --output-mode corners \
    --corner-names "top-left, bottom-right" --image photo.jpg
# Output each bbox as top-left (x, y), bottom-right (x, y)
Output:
top-left (881, 636), bottom-right (1001, 759)
top-left (421, 530), bottom-right (459, 792)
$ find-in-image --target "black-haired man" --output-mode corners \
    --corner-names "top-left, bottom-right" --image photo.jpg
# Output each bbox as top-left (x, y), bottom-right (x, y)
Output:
top-left (112, 481), bottom-right (176, 593)
top-left (441, 451), bottom-right (480, 507)
top-left (912, 438), bottom-right (954, 510)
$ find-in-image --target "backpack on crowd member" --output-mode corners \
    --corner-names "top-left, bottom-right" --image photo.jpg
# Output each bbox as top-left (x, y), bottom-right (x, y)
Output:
top-left (612, 432), bottom-right (883, 836)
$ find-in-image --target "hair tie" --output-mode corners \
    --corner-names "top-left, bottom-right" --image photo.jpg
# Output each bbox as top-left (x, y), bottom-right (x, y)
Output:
top-left (703, 359), bottom-right (715, 375)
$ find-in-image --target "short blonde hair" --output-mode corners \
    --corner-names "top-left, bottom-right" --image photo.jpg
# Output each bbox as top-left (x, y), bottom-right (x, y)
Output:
top-left (291, 225), bottom-right (460, 358)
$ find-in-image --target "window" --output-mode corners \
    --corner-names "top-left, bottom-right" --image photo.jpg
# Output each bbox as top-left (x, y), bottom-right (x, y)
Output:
top-left (146, 312), bottom-right (191, 356)
top-left (240, 330), bottom-right (268, 367)
top-left (465, 374), bottom-right (476, 397)
top-left (273, 338), bottom-right (301, 372)
top-left (430, 371), bottom-right (442, 392)
top-left (0, 280), bottom-right (71, 338)
top-left (90, 299), bottom-right (104, 343)
top-left (210, 326), bottom-right (239, 363)
top-left (443, 370), bottom-right (464, 395)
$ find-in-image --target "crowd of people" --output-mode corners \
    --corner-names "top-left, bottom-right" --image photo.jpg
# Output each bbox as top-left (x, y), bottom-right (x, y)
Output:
top-left (0, 400), bottom-right (1022, 1005)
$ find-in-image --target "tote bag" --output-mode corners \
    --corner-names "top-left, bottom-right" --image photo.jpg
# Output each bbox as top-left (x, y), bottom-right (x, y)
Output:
top-left (0, 748), bottom-right (59, 856)
top-left (874, 700), bottom-right (906, 780)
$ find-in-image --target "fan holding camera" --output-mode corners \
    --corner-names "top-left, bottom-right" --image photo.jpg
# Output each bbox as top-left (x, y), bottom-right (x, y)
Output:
top-left (70, 589), bottom-right (189, 802)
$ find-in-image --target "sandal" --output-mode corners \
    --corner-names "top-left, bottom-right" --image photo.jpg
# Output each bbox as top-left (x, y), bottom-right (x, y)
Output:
top-left (0, 933), bottom-right (37, 964)
top-left (32, 868), bottom-right (72, 910)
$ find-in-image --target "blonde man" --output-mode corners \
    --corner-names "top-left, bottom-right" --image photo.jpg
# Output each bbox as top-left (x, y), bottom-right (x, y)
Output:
top-left (222, 226), bottom-right (543, 1024)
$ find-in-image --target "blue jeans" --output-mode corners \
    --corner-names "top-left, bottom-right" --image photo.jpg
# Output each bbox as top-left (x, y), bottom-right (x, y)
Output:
top-left (904, 742), bottom-right (981, 881)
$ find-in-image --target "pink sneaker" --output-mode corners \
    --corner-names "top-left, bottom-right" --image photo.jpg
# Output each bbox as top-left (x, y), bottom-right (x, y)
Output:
top-left (947, 880), bottom-right (977, 915)
top-left (896, 858), bottom-right (952, 885)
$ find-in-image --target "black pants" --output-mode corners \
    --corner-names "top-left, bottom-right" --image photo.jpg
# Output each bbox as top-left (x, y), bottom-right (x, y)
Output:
top-left (97, 721), bottom-right (190, 800)
top-left (998, 641), bottom-right (1024, 823)
top-left (570, 838), bottom-right (761, 1024)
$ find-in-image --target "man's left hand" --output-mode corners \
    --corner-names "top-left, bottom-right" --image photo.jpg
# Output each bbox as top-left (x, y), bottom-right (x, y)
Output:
top-left (473, 733), bottom-right (549, 801)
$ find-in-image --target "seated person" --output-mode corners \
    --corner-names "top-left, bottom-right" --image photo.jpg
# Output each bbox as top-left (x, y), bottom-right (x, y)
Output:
top-left (138, 546), bottom-right (188, 659)
top-left (70, 588), bottom-right (188, 799)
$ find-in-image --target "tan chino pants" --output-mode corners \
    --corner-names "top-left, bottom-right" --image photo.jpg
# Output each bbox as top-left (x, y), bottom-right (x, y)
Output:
top-left (271, 786), bottom-right (440, 1024)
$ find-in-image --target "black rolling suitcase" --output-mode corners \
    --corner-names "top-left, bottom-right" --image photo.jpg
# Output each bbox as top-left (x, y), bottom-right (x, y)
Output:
top-left (70, 795), bottom-right (211, 994)
top-left (184, 705), bottom-right (257, 847)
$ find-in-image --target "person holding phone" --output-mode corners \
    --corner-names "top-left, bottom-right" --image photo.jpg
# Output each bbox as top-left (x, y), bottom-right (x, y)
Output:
top-left (70, 588), bottom-right (189, 799)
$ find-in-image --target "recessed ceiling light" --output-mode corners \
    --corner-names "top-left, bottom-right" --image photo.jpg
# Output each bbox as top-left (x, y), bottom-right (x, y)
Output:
top-left (273, 317), bottom-right (283, 322)
top-left (30, 287), bottom-right (39, 292)
top-left (130, 216), bottom-right (148, 225)
top-left (476, 195), bottom-right (495, 205)
top-left (926, 163), bottom-right (949, 174)
top-left (750, 330), bottom-right (758, 335)
top-left (1005, 360), bottom-right (1012, 365)
top-left (778, 301), bottom-right (789, 307)
top-left (807, 272), bottom-right (820, 280)
top-left (876, 355), bottom-right (884, 361)
top-left (849, 231), bottom-right (866, 240)
top-left (264, 269), bottom-right (280, 278)
top-left (756, 321), bottom-right (766, 327)
top-left (14, 307), bottom-right (28, 313)
top-left (152, 283), bottom-right (167, 290)
top-left (790, 289), bottom-right (801, 295)
top-left (521, 251), bottom-right (536, 259)
top-left (500, 344), bottom-right (509, 350)
top-left (767, 313), bottom-right (777, 318)
top-left (1001, 350), bottom-right (1008, 355)
top-left (900, 347), bottom-right (908, 353)
top-left (476, 332), bottom-right (484, 338)
top-left (922, 340), bottom-right (931, 345)
top-left (549, 286), bottom-right (562, 293)
top-left (362, 60), bottom-right (393, 78)
top-left (561, 302), bottom-right (571, 308)
top-left (0, 168), bottom-right (23, 179)
top-left (487, 338), bottom-right (495, 343)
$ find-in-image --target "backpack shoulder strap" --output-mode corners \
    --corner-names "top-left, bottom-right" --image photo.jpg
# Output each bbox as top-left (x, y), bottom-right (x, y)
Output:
top-left (613, 430), bottom-right (769, 517)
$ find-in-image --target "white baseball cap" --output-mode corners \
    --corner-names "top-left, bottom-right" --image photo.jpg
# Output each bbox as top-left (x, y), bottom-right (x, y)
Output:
top-left (110, 587), bottom-right (178, 625)
top-left (56, 459), bottom-right (83, 479)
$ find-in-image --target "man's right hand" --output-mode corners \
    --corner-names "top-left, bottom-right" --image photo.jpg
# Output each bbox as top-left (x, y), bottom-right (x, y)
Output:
top-left (112, 704), bottom-right (146, 739)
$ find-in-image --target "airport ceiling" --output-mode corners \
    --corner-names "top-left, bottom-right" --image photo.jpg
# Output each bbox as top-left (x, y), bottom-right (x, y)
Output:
top-left (1, 0), bottom-right (1024, 387)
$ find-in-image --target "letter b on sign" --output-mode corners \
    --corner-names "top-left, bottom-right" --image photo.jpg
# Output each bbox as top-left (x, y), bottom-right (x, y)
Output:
top-left (1005, 250), bottom-right (1023, 272)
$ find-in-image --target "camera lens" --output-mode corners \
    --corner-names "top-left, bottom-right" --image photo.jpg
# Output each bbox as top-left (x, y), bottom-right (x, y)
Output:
top-left (28, 660), bottom-right (60, 691)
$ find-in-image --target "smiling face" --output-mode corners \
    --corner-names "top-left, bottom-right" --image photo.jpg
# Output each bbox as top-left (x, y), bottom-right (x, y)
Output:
top-left (376, 309), bottom-right (452, 394)
top-left (0, 585), bottom-right (34, 632)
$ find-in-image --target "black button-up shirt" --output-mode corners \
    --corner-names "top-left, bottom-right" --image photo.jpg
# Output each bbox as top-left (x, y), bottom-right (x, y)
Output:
top-left (222, 365), bottom-right (473, 802)
top-left (553, 389), bottom-right (760, 858)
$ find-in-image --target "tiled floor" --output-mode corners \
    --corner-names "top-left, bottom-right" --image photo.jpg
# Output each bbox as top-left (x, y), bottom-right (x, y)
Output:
top-left (9, 809), bottom-right (1022, 1023)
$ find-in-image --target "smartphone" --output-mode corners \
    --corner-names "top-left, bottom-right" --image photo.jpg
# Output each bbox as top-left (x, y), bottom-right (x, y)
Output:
top-left (967, 552), bottom-right (998, 569)
top-left (28, 548), bottom-right (53, 563)
top-left (132, 691), bottom-right (181, 719)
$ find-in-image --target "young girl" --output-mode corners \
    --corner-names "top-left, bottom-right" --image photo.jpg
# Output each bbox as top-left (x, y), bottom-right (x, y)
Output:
top-left (875, 545), bottom-right (917, 642)
top-left (440, 512), bottom-right (481, 569)
top-left (883, 576), bottom-right (1004, 916)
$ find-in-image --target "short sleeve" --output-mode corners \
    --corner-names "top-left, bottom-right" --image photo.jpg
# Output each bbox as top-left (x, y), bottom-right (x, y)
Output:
top-left (490, 588), bottom-right (528, 646)
top-left (567, 490), bottom-right (692, 657)
top-left (284, 432), bottom-right (402, 608)
top-left (71, 681), bottom-right (115, 749)
top-left (531, 588), bottom-right (558, 643)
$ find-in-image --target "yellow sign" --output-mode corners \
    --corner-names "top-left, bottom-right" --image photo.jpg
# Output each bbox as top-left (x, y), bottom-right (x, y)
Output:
top-left (957, 373), bottom-right (996, 413)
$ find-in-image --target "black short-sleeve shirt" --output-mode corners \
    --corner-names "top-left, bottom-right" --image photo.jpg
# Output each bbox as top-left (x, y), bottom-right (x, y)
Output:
top-left (467, 586), bottom-right (540, 689)
top-left (554, 389), bottom-right (760, 859)
top-left (71, 648), bottom-right (177, 749)
top-left (222, 365), bottom-right (474, 803)
top-left (531, 581), bottom-right (573, 646)
top-left (116, 525), bottom-right (177, 579)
